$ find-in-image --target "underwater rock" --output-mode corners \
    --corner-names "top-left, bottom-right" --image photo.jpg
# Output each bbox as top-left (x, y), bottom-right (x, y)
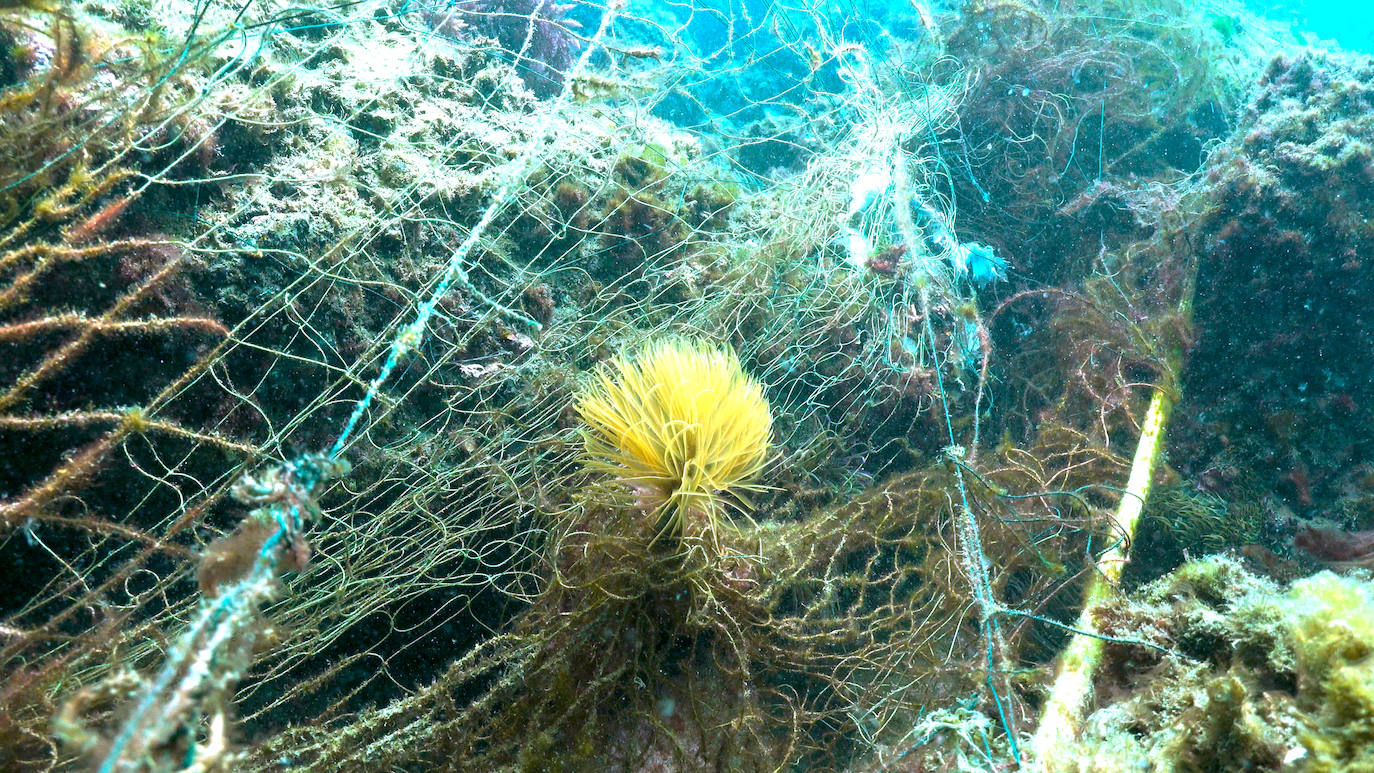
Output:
top-left (1063, 555), bottom-right (1374, 772)
top-left (414, 0), bottom-right (583, 97)
top-left (1156, 50), bottom-right (1374, 585)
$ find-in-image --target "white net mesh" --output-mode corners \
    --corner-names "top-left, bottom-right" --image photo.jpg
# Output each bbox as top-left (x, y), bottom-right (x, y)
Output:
top-left (0, 0), bottom-right (1270, 769)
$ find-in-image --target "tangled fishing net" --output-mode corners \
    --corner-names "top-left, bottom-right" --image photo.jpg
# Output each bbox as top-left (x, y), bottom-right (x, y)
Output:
top-left (5, 0), bottom-right (1365, 770)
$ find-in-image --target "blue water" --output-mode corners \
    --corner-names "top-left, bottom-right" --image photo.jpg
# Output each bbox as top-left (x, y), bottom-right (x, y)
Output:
top-left (1251, 0), bottom-right (1374, 51)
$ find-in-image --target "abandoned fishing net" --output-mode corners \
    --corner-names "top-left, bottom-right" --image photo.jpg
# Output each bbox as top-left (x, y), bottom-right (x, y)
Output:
top-left (2, 0), bottom-right (1372, 770)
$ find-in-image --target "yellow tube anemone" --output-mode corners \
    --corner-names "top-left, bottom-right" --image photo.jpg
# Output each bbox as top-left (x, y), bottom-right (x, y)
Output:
top-left (575, 338), bottom-right (772, 544)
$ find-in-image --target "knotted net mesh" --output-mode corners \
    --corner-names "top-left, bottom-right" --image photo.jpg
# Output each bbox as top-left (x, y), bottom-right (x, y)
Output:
top-left (0, 0), bottom-right (1269, 769)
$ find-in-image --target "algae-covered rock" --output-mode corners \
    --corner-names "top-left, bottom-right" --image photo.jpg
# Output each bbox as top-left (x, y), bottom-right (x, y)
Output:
top-left (1062, 556), bottom-right (1374, 772)
top-left (1286, 572), bottom-right (1374, 771)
